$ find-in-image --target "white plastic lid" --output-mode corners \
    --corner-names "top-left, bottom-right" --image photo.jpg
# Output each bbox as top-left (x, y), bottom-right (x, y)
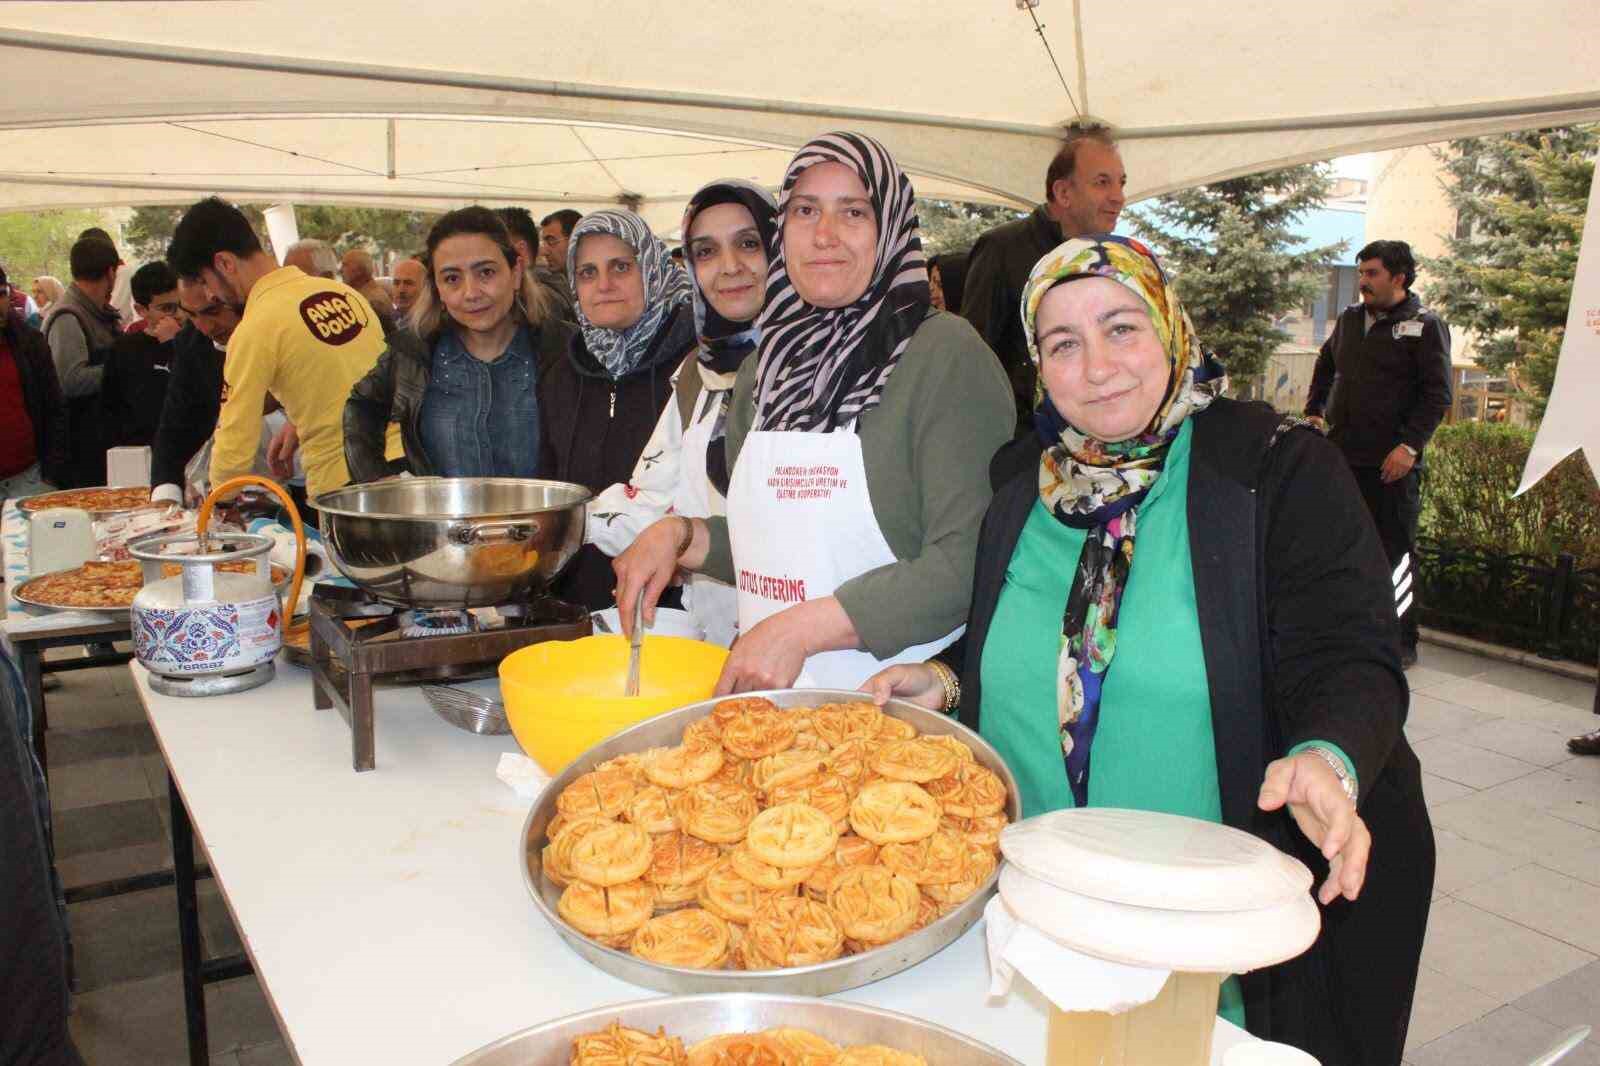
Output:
top-left (998, 865), bottom-right (1321, 973)
top-left (1000, 808), bottom-right (1314, 913)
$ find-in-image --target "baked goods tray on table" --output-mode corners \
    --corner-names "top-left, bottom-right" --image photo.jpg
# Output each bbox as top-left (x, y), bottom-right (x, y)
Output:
top-left (520, 688), bottom-right (1021, 996)
top-left (450, 992), bottom-right (1024, 1065)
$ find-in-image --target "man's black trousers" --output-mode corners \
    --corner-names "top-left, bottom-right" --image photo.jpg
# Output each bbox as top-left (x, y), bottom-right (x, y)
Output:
top-left (1351, 465), bottom-right (1421, 650)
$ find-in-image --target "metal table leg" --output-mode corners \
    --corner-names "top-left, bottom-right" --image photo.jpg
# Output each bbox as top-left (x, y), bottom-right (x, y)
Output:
top-left (17, 641), bottom-right (46, 779)
top-left (169, 773), bottom-right (252, 1066)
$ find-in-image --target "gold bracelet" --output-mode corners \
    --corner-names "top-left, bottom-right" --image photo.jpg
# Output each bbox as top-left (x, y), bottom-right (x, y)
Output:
top-left (927, 660), bottom-right (961, 713)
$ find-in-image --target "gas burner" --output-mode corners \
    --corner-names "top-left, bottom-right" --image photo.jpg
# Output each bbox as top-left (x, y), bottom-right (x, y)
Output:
top-left (306, 585), bottom-right (590, 771)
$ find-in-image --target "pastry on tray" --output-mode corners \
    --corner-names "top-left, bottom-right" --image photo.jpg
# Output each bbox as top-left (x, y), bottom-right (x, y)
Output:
top-left (542, 697), bottom-right (1009, 972)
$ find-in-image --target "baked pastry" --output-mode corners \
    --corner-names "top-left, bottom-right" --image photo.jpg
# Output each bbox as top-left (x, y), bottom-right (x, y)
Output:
top-left (626, 785), bottom-right (680, 835)
top-left (869, 739), bottom-right (959, 784)
top-left (644, 831), bottom-right (722, 888)
top-left (875, 716), bottom-right (918, 741)
top-left (761, 1028), bottom-right (839, 1066)
top-left (810, 701), bottom-right (884, 747)
top-left (941, 811), bottom-right (1007, 850)
top-left (924, 761), bottom-right (1006, 818)
top-left (729, 845), bottom-right (817, 891)
top-left (709, 696), bottom-right (779, 731)
top-left (558, 769), bottom-right (637, 820)
top-left (745, 895), bottom-right (844, 967)
top-left (544, 815), bottom-right (618, 887)
top-left (920, 844), bottom-right (997, 906)
top-left (827, 866), bottom-right (921, 944)
top-left (752, 749), bottom-right (826, 794)
top-left (682, 716), bottom-right (723, 749)
top-left (672, 781), bottom-right (761, 844)
top-left (697, 856), bottom-right (796, 924)
top-left (745, 803), bottom-right (839, 868)
top-left (685, 1032), bottom-right (791, 1066)
top-left (571, 1022), bottom-right (688, 1066)
top-left (646, 743), bottom-right (726, 789)
top-left (848, 782), bottom-right (941, 845)
top-left (567, 821), bottom-right (652, 886)
top-left (629, 906), bottom-right (732, 969)
top-left (557, 879), bottom-right (656, 938)
top-left (765, 773), bottom-right (852, 827)
top-left (878, 828), bottom-right (972, 885)
top-left (922, 733), bottom-right (976, 764)
top-left (720, 707), bottom-right (797, 760)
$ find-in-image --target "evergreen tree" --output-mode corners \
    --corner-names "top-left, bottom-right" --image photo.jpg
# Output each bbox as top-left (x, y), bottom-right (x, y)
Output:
top-left (1129, 164), bottom-right (1343, 392)
top-left (916, 198), bottom-right (1025, 255)
top-left (1422, 126), bottom-right (1596, 415)
top-left (124, 203), bottom-right (438, 263)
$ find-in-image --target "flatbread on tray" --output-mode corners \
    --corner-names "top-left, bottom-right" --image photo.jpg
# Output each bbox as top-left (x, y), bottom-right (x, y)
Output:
top-left (17, 487), bottom-right (164, 515)
top-left (15, 560), bottom-right (289, 611)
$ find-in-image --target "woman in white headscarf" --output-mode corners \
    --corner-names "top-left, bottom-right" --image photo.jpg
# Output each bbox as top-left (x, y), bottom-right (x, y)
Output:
top-left (584, 181), bottom-right (778, 646)
top-left (613, 132), bottom-right (1013, 693)
top-left (541, 209), bottom-right (698, 610)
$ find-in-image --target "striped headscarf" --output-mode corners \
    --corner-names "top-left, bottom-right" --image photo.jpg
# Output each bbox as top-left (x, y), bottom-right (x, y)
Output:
top-left (566, 209), bottom-right (691, 379)
top-left (752, 132), bottom-right (931, 432)
top-left (1020, 235), bottom-right (1227, 807)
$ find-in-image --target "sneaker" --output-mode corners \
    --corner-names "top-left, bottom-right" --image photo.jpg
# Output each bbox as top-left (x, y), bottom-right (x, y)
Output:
top-left (1569, 729), bottom-right (1600, 757)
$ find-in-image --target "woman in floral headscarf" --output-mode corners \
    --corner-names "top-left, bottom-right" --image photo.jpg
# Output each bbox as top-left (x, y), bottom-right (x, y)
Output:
top-left (539, 209), bottom-right (698, 609)
top-left (867, 235), bottom-right (1433, 1066)
top-left (613, 132), bottom-right (1013, 692)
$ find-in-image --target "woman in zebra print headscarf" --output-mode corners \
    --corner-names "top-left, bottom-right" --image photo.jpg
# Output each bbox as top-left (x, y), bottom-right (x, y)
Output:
top-left (613, 132), bottom-right (1013, 695)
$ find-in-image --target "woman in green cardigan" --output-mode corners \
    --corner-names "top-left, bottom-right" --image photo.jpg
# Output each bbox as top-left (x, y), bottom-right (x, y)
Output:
top-left (867, 235), bottom-right (1433, 1066)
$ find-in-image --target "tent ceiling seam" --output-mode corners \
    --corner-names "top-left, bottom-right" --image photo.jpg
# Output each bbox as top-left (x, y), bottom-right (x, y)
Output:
top-left (0, 29), bottom-right (1067, 138)
top-left (1072, 0), bottom-right (1089, 118)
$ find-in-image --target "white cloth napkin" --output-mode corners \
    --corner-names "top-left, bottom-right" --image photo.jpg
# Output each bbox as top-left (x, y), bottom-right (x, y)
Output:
top-left (495, 752), bottom-right (551, 800)
top-left (984, 893), bottom-right (1172, 1013)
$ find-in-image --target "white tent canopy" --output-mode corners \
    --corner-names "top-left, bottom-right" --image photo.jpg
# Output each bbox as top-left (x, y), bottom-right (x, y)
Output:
top-left (1, 1), bottom-right (1596, 235)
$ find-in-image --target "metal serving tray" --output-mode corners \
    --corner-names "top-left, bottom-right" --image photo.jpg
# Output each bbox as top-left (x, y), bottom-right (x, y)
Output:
top-left (11, 567), bottom-right (132, 616)
top-left (520, 688), bottom-right (1021, 996)
top-left (450, 993), bottom-right (1024, 1065)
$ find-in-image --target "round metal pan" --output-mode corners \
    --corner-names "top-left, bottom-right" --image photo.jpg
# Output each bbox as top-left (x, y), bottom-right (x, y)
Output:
top-left (450, 993), bottom-right (1024, 1065)
top-left (11, 567), bottom-right (131, 615)
top-left (520, 688), bottom-right (1021, 996)
top-left (16, 487), bottom-right (171, 519)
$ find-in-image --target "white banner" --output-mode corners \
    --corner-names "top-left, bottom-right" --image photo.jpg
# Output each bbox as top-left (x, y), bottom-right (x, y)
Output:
top-left (1517, 159), bottom-right (1600, 495)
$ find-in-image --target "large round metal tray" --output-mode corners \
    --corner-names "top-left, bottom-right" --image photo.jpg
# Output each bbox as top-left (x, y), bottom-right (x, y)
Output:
top-left (450, 993), bottom-right (1024, 1065)
top-left (11, 567), bottom-right (132, 615)
top-left (13, 560), bottom-right (293, 616)
top-left (16, 486), bottom-right (170, 519)
top-left (520, 688), bottom-right (1021, 996)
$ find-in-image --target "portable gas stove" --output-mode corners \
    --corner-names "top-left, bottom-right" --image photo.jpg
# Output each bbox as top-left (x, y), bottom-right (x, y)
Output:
top-left (307, 584), bottom-right (590, 771)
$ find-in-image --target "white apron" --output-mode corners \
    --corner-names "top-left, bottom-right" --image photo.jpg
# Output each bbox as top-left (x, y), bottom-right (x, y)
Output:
top-left (674, 383), bottom-right (739, 648)
top-left (726, 428), bottom-right (961, 690)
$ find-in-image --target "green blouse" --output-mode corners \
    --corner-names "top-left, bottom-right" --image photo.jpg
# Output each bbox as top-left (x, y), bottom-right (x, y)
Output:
top-left (978, 421), bottom-right (1249, 1024)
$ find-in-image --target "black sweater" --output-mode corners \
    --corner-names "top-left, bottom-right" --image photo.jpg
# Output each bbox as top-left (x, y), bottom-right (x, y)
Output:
top-left (964, 400), bottom-right (1433, 1065)
top-left (149, 326), bottom-right (224, 491)
top-left (540, 303), bottom-right (696, 610)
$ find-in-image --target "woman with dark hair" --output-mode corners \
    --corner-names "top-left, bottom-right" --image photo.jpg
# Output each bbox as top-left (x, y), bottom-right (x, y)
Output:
top-left (343, 206), bottom-right (569, 483)
top-left (865, 235), bottom-right (1432, 1065)
top-left (927, 250), bottom-right (968, 314)
top-left (584, 181), bottom-right (777, 645)
top-left (538, 209), bottom-right (699, 611)
top-left (612, 132), bottom-right (1012, 692)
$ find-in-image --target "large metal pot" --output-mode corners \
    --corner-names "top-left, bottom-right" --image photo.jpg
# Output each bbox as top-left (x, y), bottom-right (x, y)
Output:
top-left (314, 477), bottom-right (590, 608)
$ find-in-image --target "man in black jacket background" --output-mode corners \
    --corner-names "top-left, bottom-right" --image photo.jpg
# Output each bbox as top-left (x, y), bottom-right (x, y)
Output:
top-left (149, 277), bottom-right (239, 504)
top-left (1305, 239), bottom-right (1452, 666)
top-left (960, 124), bottom-right (1126, 432)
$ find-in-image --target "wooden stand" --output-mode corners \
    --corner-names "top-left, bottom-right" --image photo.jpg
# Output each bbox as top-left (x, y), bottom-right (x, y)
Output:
top-left (1047, 971), bottom-right (1224, 1066)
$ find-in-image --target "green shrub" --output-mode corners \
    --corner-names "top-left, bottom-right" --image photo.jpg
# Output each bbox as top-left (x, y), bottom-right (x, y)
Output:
top-left (1422, 421), bottom-right (1600, 567)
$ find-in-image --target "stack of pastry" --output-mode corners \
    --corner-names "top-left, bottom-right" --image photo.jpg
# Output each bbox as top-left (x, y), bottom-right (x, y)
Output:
top-left (570, 1020), bottom-right (930, 1064)
top-left (544, 697), bottom-right (1008, 971)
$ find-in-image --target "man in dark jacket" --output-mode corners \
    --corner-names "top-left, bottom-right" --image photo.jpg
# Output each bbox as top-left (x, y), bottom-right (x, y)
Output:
top-left (100, 262), bottom-right (181, 451)
top-left (0, 271), bottom-right (71, 498)
top-left (960, 125), bottom-right (1126, 432)
top-left (149, 277), bottom-right (238, 504)
top-left (42, 237), bottom-right (123, 486)
top-left (1305, 240), bottom-right (1452, 666)
top-left (496, 207), bottom-right (576, 319)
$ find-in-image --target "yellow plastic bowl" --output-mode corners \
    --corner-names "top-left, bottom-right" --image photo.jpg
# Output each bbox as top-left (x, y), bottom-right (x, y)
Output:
top-left (499, 634), bottom-right (729, 774)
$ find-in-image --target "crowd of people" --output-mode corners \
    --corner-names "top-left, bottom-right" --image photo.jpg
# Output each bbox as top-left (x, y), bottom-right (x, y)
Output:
top-left (1, 123), bottom-right (1476, 1064)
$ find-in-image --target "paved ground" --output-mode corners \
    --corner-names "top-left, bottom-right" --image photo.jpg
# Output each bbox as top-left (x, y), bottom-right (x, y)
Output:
top-left (38, 643), bottom-right (1600, 1065)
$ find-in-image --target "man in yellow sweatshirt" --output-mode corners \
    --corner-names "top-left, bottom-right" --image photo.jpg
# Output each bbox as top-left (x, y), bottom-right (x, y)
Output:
top-left (167, 197), bottom-right (389, 498)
